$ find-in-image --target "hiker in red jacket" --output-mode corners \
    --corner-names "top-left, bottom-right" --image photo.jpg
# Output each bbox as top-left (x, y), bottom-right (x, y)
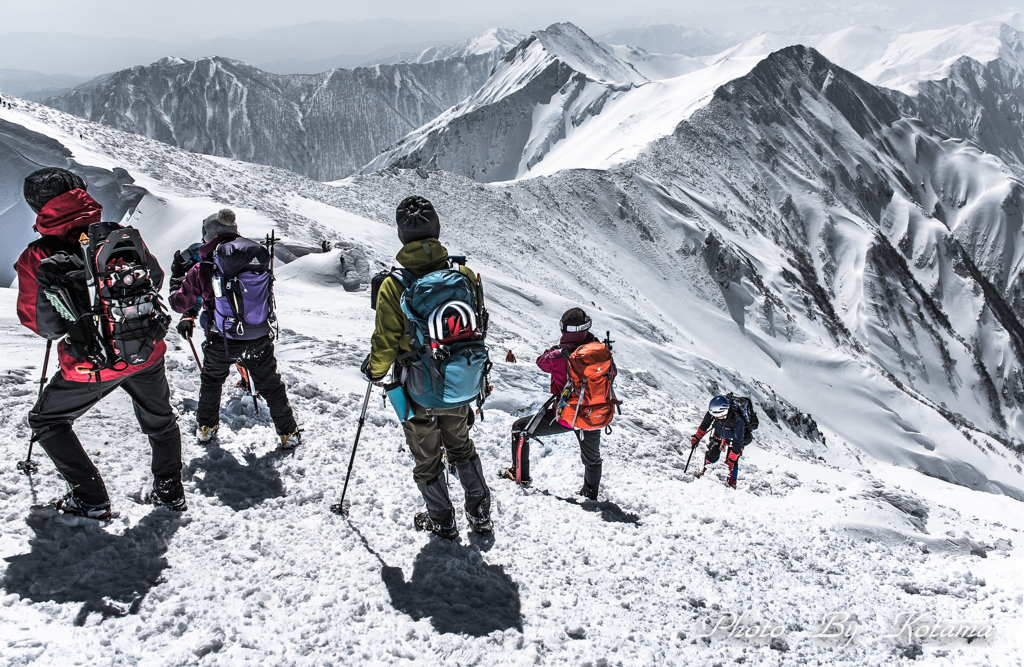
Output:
top-left (15, 167), bottom-right (184, 519)
top-left (500, 308), bottom-right (614, 500)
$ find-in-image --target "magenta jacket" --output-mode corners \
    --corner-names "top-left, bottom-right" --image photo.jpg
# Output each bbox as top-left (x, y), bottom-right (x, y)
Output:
top-left (536, 330), bottom-right (618, 395)
top-left (168, 233), bottom-right (238, 328)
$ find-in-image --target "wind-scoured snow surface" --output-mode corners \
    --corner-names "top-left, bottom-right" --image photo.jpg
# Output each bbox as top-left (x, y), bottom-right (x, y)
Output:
top-left (0, 87), bottom-right (1022, 665)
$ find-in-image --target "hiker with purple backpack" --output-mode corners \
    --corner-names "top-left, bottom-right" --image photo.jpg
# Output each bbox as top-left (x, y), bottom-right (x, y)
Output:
top-left (169, 210), bottom-right (301, 448)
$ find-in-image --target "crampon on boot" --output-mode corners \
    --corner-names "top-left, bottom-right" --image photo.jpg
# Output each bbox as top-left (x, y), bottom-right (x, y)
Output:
top-left (414, 512), bottom-right (458, 539)
top-left (54, 491), bottom-right (113, 520)
top-left (197, 424), bottom-right (219, 444)
top-left (279, 428), bottom-right (303, 450)
top-left (498, 467), bottom-right (531, 486)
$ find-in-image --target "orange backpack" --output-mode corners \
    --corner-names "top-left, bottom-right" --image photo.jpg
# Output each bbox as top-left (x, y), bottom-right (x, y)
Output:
top-left (556, 341), bottom-right (619, 430)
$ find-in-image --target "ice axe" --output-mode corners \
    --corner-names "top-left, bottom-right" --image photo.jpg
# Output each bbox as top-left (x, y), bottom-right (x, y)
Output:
top-left (684, 442), bottom-right (697, 474)
top-left (330, 381), bottom-right (375, 516)
top-left (17, 339), bottom-right (52, 476)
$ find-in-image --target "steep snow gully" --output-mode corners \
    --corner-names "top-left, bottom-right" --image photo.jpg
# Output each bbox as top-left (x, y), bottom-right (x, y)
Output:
top-left (1, 33), bottom-right (1023, 667)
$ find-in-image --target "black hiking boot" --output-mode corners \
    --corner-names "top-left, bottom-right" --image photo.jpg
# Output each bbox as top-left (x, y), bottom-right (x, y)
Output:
top-left (414, 512), bottom-right (458, 539)
top-left (577, 484), bottom-right (599, 501)
top-left (54, 491), bottom-right (113, 520)
top-left (465, 511), bottom-right (493, 534)
top-left (147, 476), bottom-right (188, 511)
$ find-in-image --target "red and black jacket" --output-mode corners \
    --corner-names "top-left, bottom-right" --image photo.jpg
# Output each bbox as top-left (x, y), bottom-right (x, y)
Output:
top-left (14, 189), bottom-right (166, 382)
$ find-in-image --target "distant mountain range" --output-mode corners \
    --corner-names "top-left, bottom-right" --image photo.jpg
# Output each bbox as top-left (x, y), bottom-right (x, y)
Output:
top-left (44, 30), bottom-right (521, 181)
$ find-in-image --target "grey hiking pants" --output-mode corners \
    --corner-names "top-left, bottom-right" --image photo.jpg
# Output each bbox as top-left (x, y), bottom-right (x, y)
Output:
top-left (402, 402), bottom-right (491, 526)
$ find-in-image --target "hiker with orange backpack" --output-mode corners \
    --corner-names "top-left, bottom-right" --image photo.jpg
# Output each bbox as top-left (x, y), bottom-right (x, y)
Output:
top-left (500, 308), bottom-right (618, 500)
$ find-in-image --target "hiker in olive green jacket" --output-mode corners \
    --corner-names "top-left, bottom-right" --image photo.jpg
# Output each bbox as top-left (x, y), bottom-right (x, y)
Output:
top-left (361, 196), bottom-right (492, 539)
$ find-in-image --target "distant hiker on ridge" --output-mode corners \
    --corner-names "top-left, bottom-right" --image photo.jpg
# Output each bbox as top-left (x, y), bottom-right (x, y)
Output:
top-left (362, 195), bottom-right (492, 539)
top-left (15, 167), bottom-right (184, 518)
top-left (169, 209), bottom-right (301, 448)
top-left (500, 308), bottom-right (618, 500)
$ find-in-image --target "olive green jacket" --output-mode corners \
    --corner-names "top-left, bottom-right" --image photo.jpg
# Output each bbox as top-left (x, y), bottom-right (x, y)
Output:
top-left (369, 238), bottom-right (475, 379)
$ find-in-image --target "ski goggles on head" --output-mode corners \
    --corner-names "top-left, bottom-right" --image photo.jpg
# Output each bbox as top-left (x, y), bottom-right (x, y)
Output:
top-left (561, 319), bottom-right (592, 333)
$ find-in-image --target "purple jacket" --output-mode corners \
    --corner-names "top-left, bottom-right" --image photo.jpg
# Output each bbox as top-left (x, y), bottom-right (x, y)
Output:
top-left (168, 232), bottom-right (237, 327)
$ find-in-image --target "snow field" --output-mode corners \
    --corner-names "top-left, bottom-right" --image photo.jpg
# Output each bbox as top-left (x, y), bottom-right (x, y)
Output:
top-left (1, 270), bottom-right (1021, 666)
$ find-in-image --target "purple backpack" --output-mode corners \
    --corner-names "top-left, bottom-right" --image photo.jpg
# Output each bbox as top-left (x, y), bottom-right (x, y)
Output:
top-left (210, 237), bottom-right (274, 340)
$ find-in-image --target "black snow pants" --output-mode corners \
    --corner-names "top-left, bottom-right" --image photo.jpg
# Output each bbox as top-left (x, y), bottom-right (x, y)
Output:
top-left (29, 358), bottom-right (182, 506)
top-left (197, 334), bottom-right (297, 435)
top-left (510, 407), bottom-right (602, 493)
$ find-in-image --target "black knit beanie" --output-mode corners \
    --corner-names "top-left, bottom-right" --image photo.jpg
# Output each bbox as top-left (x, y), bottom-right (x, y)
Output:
top-left (396, 196), bottom-right (440, 245)
top-left (23, 167), bottom-right (87, 214)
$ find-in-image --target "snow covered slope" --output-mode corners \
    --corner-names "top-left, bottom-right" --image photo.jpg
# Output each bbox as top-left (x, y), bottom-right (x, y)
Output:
top-left (42, 43), bottom-right (515, 181)
top-left (0, 85), bottom-right (1021, 665)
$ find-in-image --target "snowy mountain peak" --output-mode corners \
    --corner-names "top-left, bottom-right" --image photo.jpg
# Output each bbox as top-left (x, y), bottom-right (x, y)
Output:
top-left (392, 28), bottom-right (525, 65)
top-left (505, 22), bottom-right (647, 87)
top-left (153, 56), bottom-right (188, 68)
top-left (361, 23), bottom-right (648, 180)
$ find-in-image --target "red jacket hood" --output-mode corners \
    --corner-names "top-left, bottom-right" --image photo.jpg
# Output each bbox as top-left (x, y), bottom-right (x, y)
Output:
top-left (35, 189), bottom-right (102, 241)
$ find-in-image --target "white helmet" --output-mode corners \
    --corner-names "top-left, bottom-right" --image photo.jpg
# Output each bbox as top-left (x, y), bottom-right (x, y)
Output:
top-left (709, 395), bottom-right (730, 418)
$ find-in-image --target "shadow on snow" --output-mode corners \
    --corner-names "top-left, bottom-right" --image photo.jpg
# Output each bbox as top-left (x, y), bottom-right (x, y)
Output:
top-left (184, 442), bottom-right (288, 511)
top-left (351, 523), bottom-right (522, 636)
top-left (3, 509), bottom-right (182, 625)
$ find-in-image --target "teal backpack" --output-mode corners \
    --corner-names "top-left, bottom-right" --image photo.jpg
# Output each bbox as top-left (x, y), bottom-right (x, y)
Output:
top-left (394, 261), bottom-right (492, 412)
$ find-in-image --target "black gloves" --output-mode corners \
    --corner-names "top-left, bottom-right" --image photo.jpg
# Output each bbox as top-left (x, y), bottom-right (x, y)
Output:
top-left (171, 250), bottom-right (188, 278)
top-left (177, 317), bottom-right (195, 339)
top-left (170, 249), bottom-right (197, 292)
top-left (361, 353), bottom-right (380, 382)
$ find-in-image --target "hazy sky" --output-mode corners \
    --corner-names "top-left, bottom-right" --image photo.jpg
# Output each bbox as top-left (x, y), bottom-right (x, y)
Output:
top-left (2, 0), bottom-right (1018, 40)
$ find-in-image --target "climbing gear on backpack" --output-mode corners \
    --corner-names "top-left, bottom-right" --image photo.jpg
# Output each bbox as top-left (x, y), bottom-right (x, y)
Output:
top-left (556, 341), bottom-right (618, 430)
top-left (52, 222), bottom-right (171, 375)
top-left (393, 263), bottom-right (491, 412)
top-left (726, 392), bottom-right (759, 445)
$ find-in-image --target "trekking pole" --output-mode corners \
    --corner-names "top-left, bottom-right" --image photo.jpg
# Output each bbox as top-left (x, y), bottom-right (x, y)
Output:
top-left (187, 337), bottom-right (203, 372)
top-left (17, 340), bottom-right (52, 475)
top-left (330, 381), bottom-right (375, 516)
